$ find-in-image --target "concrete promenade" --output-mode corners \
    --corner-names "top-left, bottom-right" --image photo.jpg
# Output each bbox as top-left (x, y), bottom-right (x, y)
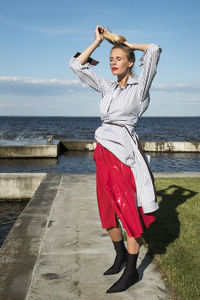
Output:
top-left (0, 173), bottom-right (177, 300)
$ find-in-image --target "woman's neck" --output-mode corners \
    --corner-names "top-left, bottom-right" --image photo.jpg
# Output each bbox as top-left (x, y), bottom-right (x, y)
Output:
top-left (117, 72), bottom-right (130, 88)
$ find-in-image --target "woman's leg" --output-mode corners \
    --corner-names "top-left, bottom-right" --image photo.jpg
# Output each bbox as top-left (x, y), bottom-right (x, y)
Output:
top-left (127, 235), bottom-right (140, 254)
top-left (106, 232), bottom-right (140, 293)
top-left (107, 223), bottom-right (140, 254)
top-left (106, 227), bottom-right (122, 241)
top-left (106, 217), bottom-right (123, 241)
top-left (104, 220), bottom-right (128, 275)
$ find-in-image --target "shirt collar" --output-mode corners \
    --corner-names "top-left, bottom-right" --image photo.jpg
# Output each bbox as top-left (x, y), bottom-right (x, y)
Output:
top-left (126, 76), bottom-right (138, 85)
top-left (115, 75), bottom-right (138, 88)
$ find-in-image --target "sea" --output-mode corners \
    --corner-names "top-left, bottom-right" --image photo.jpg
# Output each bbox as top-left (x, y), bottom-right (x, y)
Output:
top-left (0, 116), bottom-right (200, 142)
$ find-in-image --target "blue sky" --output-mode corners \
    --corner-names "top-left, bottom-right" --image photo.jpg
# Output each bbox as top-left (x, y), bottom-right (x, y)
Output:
top-left (0, 0), bottom-right (200, 116)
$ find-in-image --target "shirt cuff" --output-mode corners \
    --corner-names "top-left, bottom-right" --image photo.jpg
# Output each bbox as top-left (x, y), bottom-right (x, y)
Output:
top-left (74, 52), bottom-right (99, 66)
top-left (139, 44), bottom-right (162, 67)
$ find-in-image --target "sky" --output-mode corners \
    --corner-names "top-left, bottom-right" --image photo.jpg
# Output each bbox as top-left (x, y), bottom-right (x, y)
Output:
top-left (0, 0), bottom-right (200, 117)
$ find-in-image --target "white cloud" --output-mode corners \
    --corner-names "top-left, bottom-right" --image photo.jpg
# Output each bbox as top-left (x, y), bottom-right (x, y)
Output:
top-left (0, 76), bottom-right (88, 96)
top-left (191, 98), bottom-right (200, 103)
top-left (0, 76), bottom-right (79, 85)
top-left (1, 75), bottom-right (200, 99)
top-left (181, 98), bottom-right (200, 105)
top-left (0, 103), bottom-right (31, 107)
top-left (152, 82), bottom-right (200, 92)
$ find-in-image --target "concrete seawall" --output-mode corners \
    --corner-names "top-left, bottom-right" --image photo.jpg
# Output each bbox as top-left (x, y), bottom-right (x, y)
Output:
top-left (0, 140), bottom-right (199, 158)
top-left (0, 173), bottom-right (46, 199)
top-left (0, 142), bottom-right (62, 158)
top-left (57, 140), bottom-right (200, 153)
top-left (142, 141), bottom-right (200, 152)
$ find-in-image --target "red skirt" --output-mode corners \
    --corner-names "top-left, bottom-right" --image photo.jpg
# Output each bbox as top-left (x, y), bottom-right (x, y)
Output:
top-left (93, 142), bottom-right (155, 238)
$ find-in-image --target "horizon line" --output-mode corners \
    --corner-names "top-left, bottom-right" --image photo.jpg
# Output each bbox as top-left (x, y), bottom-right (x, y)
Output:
top-left (0, 115), bottom-right (200, 118)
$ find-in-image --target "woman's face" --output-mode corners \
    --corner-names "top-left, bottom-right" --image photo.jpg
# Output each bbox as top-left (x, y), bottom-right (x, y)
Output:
top-left (110, 48), bottom-right (133, 77)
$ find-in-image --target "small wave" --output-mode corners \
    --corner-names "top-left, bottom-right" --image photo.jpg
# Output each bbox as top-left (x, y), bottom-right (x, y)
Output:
top-left (0, 116), bottom-right (199, 141)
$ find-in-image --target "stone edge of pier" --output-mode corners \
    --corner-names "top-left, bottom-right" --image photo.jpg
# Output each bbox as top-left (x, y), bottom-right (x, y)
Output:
top-left (0, 140), bottom-right (200, 158)
top-left (0, 173), bottom-right (61, 299)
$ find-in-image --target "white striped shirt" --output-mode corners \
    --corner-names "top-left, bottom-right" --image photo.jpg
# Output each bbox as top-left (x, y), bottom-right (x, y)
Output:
top-left (70, 43), bottom-right (162, 213)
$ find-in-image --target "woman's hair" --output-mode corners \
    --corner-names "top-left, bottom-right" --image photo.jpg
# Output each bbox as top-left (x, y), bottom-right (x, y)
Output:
top-left (111, 44), bottom-right (135, 64)
top-left (101, 29), bottom-right (126, 44)
top-left (102, 28), bottom-right (135, 75)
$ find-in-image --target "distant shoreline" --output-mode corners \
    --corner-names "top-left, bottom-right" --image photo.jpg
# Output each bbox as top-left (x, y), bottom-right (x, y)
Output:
top-left (0, 115), bottom-right (200, 118)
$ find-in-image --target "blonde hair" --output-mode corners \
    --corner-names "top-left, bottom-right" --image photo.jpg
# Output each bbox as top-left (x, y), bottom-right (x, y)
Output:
top-left (101, 28), bottom-right (135, 76)
top-left (101, 28), bottom-right (126, 45)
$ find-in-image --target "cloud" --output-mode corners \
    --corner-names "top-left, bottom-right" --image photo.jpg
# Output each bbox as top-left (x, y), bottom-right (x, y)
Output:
top-left (181, 98), bottom-right (200, 105)
top-left (1, 75), bottom-right (200, 98)
top-left (0, 76), bottom-right (88, 96)
top-left (0, 103), bottom-right (31, 107)
top-left (152, 82), bottom-right (200, 92)
top-left (0, 76), bottom-right (79, 85)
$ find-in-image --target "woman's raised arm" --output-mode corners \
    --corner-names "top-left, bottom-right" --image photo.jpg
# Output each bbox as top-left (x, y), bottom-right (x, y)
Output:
top-left (77, 26), bottom-right (104, 65)
top-left (69, 26), bottom-right (113, 95)
top-left (125, 41), bottom-right (161, 102)
top-left (124, 41), bottom-right (150, 52)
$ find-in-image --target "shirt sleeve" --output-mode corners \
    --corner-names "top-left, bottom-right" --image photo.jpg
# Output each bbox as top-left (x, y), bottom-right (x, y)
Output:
top-left (69, 57), bottom-right (113, 96)
top-left (137, 43), bottom-right (162, 103)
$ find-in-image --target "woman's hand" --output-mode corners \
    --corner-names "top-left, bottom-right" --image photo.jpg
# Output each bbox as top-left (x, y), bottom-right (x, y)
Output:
top-left (95, 25), bottom-right (104, 44)
top-left (124, 41), bottom-right (150, 52)
top-left (124, 41), bottom-right (136, 50)
top-left (74, 25), bottom-right (104, 65)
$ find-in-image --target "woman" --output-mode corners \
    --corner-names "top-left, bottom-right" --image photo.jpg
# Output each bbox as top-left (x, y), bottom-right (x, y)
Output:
top-left (70, 25), bottom-right (162, 293)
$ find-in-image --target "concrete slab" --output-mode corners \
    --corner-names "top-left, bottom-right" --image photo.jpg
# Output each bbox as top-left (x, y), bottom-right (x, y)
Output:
top-left (1, 140), bottom-right (199, 157)
top-left (28, 174), bottom-right (170, 300)
top-left (142, 141), bottom-right (200, 152)
top-left (0, 140), bottom-right (58, 146)
top-left (61, 140), bottom-right (200, 152)
top-left (0, 174), bottom-right (62, 300)
top-left (0, 142), bottom-right (61, 158)
top-left (0, 173), bottom-right (46, 199)
top-left (0, 173), bottom-right (174, 300)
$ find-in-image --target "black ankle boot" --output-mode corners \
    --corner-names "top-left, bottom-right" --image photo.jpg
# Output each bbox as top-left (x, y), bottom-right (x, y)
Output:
top-left (103, 240), bottom-right (128, 275)
top-left (106, 253), bottom-right (139, 293)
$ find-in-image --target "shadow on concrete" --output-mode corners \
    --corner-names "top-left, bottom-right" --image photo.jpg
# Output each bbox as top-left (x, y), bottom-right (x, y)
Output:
top-left (137, 250), bottom-right (154, 281)
top-left (142, 184), bottom-right (198, 256)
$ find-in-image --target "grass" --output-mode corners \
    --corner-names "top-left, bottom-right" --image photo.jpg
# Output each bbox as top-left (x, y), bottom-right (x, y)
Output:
top-left (142, 177), bottom-right (200, 300)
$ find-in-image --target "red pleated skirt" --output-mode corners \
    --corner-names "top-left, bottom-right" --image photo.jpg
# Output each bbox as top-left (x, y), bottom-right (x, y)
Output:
top-left (93, 142), bottom-right (155, 238)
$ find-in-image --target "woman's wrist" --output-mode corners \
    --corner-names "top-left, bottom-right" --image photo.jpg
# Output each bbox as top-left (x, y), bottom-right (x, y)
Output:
top-left (131, 43), bottom-right (137, 50)
top-left (124, 41), bottom-right (150, 52)
top-left (92, 39), bottom-right (102, 47)
top-left (124, 41), bottom-right (136, 50)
